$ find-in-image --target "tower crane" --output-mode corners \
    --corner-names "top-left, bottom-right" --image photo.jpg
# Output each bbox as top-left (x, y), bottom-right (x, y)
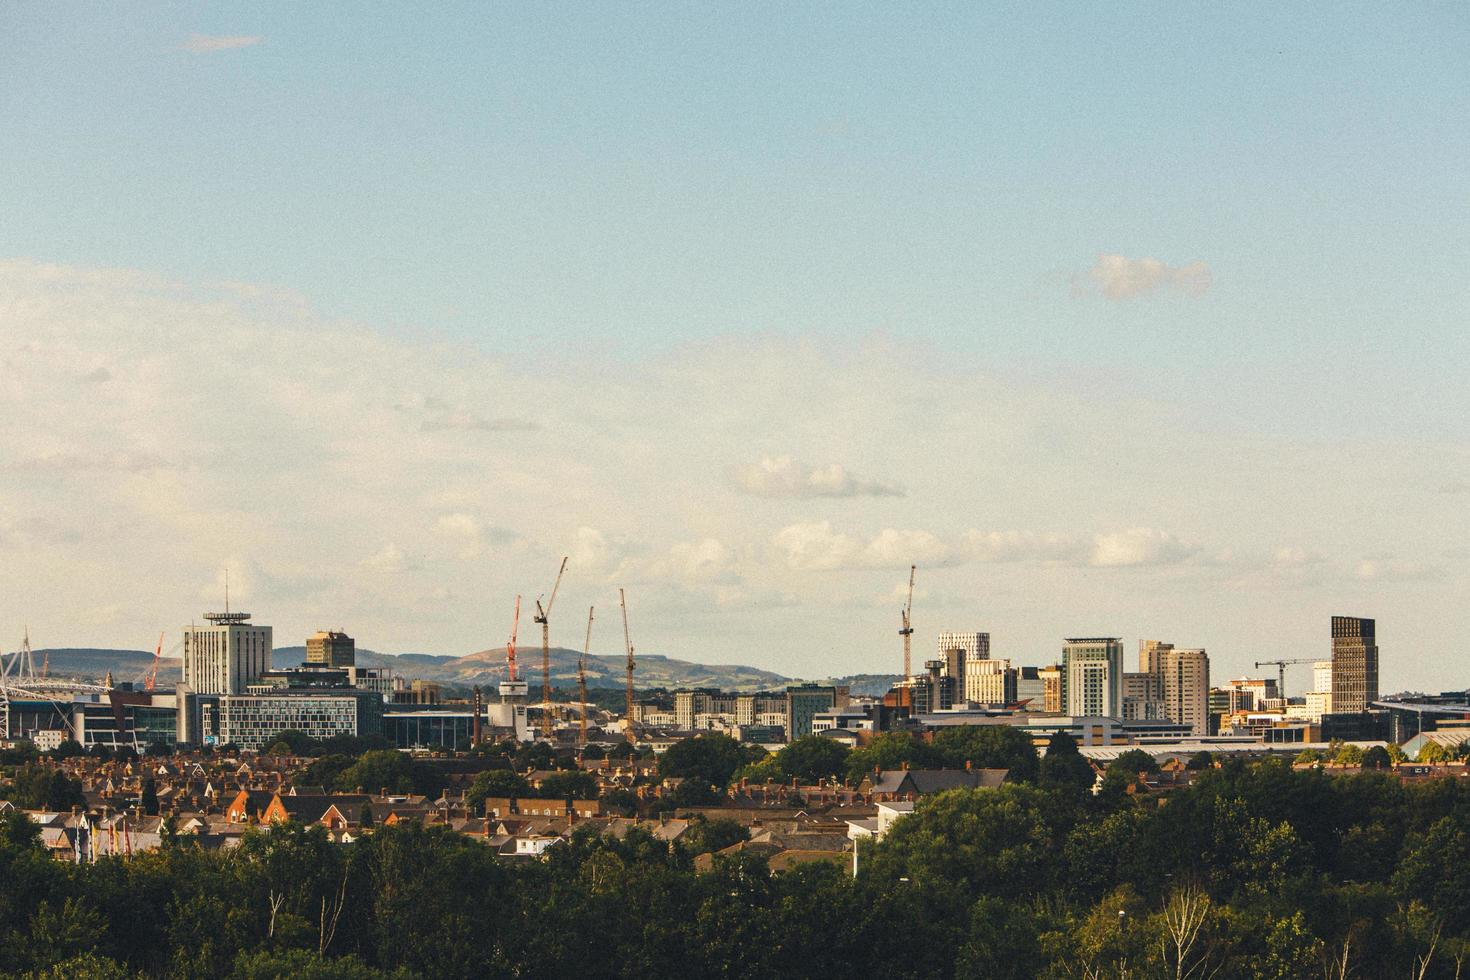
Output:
top-left (534, 556), bottom-right (568, 738)
top-left (506, 595), bottom-right (522, 681)
top-left (1253, 658), bottom-right (1319, 696)
top-left (900, 565), bottom-right (916, 678)
top-left (144, 632), bottom-right (164, 691)
top-left (620, 588), bottom-right (636, 745)
top-left (578, 606), bottom-right (594, 754)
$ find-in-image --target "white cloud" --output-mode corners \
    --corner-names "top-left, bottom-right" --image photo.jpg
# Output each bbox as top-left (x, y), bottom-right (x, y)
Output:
top-left (963, 530), bottom-right (1088, 563)
top-left (1354, 558), bottom-right (1438, 582)
top-left (180, 34), bottom-right (264, 54)
top-left (362, 543), bottom-right (409, 573)
top-left (1090, 528), bottom-right (1197, 567)
top-left (1085, 254), bottom-right (1212, 300)
top-left (770, 521), bottom-right (864, 571)
top-left (730, 455), bottom-right (903, 498)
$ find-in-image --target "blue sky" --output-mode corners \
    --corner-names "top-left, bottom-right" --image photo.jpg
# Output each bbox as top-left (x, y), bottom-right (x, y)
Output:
top-left (1, 5), bottom-right (1468, 687)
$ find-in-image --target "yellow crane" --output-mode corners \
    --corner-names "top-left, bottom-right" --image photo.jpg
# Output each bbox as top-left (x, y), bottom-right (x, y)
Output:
top-left (900, 565), bottom-right (916, 678)
top-left (620, 588), bottom-right (636, 745)
top-left (533, 556), bottom-right (568, 739)
top-left (578, 606), bottom-right (594, 754)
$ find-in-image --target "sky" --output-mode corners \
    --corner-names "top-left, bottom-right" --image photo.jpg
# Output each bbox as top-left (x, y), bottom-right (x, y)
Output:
top-left (1, 4), bottom-right (1468, 693)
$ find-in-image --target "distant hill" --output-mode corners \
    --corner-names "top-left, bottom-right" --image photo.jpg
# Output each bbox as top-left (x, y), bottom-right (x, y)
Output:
top-left (28, 646), bottom-right (793, 694)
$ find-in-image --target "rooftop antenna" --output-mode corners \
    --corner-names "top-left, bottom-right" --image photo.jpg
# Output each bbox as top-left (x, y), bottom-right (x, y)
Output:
top-left (225, 568), bottom-right (230, 616)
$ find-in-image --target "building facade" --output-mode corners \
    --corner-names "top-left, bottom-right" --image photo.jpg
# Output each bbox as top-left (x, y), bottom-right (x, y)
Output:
top-left (1331, 616), bottom-right (1378, 714)
top-left (1137, 641), bottom-right (1211, 736)
top-left (964, 658), bottom-right (1017, 706)
top-left (937, 631), bottom-right (990, 699)
top-left (306, 630), bottom-right (356, 668)
top-left (1062, 638), bottom-right (1124, 717)
top-left (786, 684), bottom-right (838, 740)
top-left (181, 611), bottom-right (272, 695)
top-left (1039, 665), bottom-right (1063, 713)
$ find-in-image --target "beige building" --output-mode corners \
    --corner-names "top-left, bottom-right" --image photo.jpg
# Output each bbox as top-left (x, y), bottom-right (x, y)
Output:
top-left (306, 630), bottom-right (355, 668)
top-left (964, 658), bottom-right (1017, 705)
top-left (1039, 665), bottom-right (1062, 713)
top-left (937, 632), bottom-right (990, 700)
top-left (1062, 638), bottom-right (1124, 717)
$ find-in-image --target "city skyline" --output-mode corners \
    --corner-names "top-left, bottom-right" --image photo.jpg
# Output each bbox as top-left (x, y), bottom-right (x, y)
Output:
top-left (2, 7), bottom-right (1468, 688)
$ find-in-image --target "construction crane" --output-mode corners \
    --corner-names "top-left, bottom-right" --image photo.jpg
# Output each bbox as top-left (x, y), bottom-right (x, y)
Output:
top-left (506, 595), bottom-right (522, 681)
top-left (144, 632), bottom-right (164, 691)
top-left (1253, 658), bottom-right (1319, 696)
top-left (578, 606), bottom-right (594, 754)
top-left (620, 588), bottom-right (636, 745)
top-left (534, 556), bottom-right (568, 738)
top-left (899, 565), bottom-right (916, 678)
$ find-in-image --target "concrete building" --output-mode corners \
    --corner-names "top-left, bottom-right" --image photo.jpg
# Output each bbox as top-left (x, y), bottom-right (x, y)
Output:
top-left (1062, 638), bottom-right (1124, 717)
top-left (306, 630), bottom-right (355, 668)
top-left (937, 631), bottom-right (989, 699)
top-left (1331, 616), bottom-right (1379, 714)
top-left (964, 658), bottom-right (1017, 706)
top-left (786, 683), bottom-right (839, 740)
top-left (1121, 671), bottom-right (1164, 721)
top-left (1016, 666), bottom-right (1045, 709)
top-left (179, 687), bottom-right (383, 749)
top-left (181, 611), bottom-right (272, 696)
top-left (1039, 665), bottom-right (1063, 713)
top-left (1138, 642), bottom-right (1211, 736)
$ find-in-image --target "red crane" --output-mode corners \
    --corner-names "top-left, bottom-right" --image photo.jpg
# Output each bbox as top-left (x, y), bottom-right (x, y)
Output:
top-left (506, 595), bottom-right (522, 682)
top-left (145, 632), bottom-right (164, 691)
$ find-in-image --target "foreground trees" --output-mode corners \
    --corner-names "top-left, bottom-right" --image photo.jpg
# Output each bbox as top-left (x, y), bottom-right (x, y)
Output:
top-left (5, 759), bottom-right (1470, 977)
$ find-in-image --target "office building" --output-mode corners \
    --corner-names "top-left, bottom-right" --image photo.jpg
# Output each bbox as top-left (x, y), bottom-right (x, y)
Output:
top-left (1331, 616), bottom-right (1378, 714)
top-left (910, 661), bottom-right (957, 714)
top-left (964, 659), bottom-right (1017, 706)
top-left (1138, 641), bottom-right (1211, 736)
top-left (1122, 671), bottom-right (1164, 720)
top-left (1062, 638), bottom-right (1124, 717)
top-left (938, 631), bottom-right (990, 698)
top-left (786, 683), bottom-right (839, 740)
top-left (306, 630), bottom-right (355, 668)
top-left (1039, 665), bottom-right (1063, 713)
top-left (181, 611), bottom-right (272, 696)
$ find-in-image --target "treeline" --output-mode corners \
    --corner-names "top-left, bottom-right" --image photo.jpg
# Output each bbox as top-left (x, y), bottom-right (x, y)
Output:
top-left (5, 740), bottom-right (1470, 977)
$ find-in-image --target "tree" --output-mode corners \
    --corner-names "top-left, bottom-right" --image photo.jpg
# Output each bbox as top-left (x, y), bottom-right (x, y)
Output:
top-left (1040, 731), bottom-right (1095, 794)
top-left (464, 769), bottom-right (531, 812)
top-left (1335, 744), bottom-right (1365, 766)
top-left (844, 732), bottom-right (942, 783)
top-left (1111, 748), bottom-right (1161, 776)
top-left (1361, 745), bottom-right (1392, 770)
top-left (141, 778), bottom-right (160, 816)
top-left (1415, 741), bottom-right (1453, 765)
top-left (659, 734), bottom-right (746, 790)
top-left (1185, 751), bottom-right (1214, 771)
top-left (537, 770), bottom-right (599, 800)
top-left (863, 785), bottom-right (1054, 900)
top-left (260, 729), bottom-right (321, 757)
top-left (0, 808), bottom-right (41, 850)
top-left (49, 740), bottom-right (84, 761)
top-left (333, 750), bottom-right (418, 795)
top-left (145, 741), bottom-right (172, 758)
top-left (931, 726), bottom-right (1040, 782)
top-left (682, 817), bottom-right (749, 855)
top-left (775, 736), bottom-right (850, 783)
top-left (668, 779), bottom-right (721, 808)
top-left (580, 744), bottom-right (606, 761)
top-left (1394, 816), bottom-right (1470, 933)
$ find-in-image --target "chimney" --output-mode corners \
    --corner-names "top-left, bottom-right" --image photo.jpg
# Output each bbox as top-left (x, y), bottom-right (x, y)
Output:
top-left (965, 759), bottom-right (972, 771)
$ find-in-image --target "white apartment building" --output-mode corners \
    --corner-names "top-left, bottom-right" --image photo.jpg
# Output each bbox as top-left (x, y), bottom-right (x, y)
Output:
top-left (1063, 638), bottom-right (1124, 717)
top-left (181, 611), bottom-right (272, 696)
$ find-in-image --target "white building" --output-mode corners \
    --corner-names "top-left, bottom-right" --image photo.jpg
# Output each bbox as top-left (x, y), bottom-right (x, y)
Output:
top-left (938, 631), bottom-right (990, 695)
top-left (181, 611), bottom-right (272, 695)
top-left (964, 658), bottom-right (1017, 705)
top-left (1063, 638), bottom-right (1124, 717)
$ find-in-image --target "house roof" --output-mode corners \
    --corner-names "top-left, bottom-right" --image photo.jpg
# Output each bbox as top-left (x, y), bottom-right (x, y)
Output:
top-left (869, 768), bottom-right (1009, 795)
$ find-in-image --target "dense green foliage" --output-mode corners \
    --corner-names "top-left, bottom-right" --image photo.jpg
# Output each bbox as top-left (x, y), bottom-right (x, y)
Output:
top-left (4, 756), bottom-right (1470, 977)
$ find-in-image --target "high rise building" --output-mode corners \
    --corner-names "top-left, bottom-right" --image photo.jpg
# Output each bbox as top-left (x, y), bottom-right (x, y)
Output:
top-left (964, 658), bottom-right (1017, 705)
top-left (786, 683), bottom-right (838, 740)
top-left (937, 631), bottom-right (990, 698)
top-left (1331, 616), bottom-right (1379, 714)
top-left (181, 611), bottom-right (272, 696)
top-left (1136, 640), bottom-right (1211, 736)
top-left (306, 630), bottom-right (355, 668)
top-left (1157, 647), bottom-right (1210, 736)
top-left (1122, 671), bottom-right (1164, 720)
top-left (1039, 665), bottom-right (1063, 713)
top-left (1062, 638), bottom-right (1124, 717)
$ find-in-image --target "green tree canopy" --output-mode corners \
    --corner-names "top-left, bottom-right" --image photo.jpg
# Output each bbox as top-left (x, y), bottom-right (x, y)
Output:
top-left (844, 732), bottom-right (943, 782)
top-left (931, 725), bottom-right (1040, 781)
top-left (659, 734), bottom-right (747, 790)
top-left (774, 736), bottom-right (850, 783)
top-left (537, 770), bottom-right (599, 800)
